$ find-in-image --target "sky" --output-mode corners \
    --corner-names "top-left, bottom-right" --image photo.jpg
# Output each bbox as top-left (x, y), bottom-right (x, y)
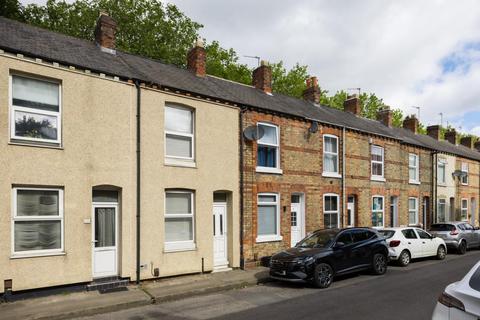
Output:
top-left (21, 0), bottom-right (480, 136)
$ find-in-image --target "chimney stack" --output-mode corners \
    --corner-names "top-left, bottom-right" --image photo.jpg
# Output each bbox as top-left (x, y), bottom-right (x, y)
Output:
top-left (252, 60), bottom-right (272, 94)
top-left (474, 140), bottom-right (480, 152)
top-left (444, 129), bottom-right (457, 145)
top-left (302, 76), bottom-right (321, 104)
top-left (376, 106), bottom-right (393, 127)
top-left (94, 11), bottom-right (117, 53)
top-left (403, 114), bottom-right (419, 134)
top-left (343, 94), bottom-right (361, 115)
top-left (427, 125), bottom-right (441, 140)
top-left (187, 38), bottom-right (206, 77)
top-left (460, 136), bottom-right (474, 149)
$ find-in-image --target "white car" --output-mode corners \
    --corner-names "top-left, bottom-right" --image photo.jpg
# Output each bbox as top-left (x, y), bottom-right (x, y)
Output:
top-left (379, 227), bottom-right (447, 266)
top-left (432, 261), bottom-right (480, 319)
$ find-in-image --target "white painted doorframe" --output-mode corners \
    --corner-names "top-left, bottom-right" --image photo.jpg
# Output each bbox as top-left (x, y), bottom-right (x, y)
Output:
top-left (347, 196), bottom-right (355, 227)
top-left (290, 193), bottom-right (305, 247)
top-left (213, 202), bottom-right (229, 268)
top-left (92, 202), bottom-right (118, 279)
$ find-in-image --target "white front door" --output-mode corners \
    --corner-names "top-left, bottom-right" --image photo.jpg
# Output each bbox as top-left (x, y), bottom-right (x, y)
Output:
top-left (290, 194), bottom-right (304, 247)
top-left (213, 203), bottom-right (228, 268)
top-left (347, 197), bottom-right (355, 227)
top-left (92, 204), bottom-right (118, 278)
top-left (391, 197), bottom-right (398, 227)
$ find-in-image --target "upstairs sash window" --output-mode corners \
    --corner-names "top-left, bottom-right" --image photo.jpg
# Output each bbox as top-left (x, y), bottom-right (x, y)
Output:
top-left (165, 105), bottom-right (194, 160)
top-left (257, 123), bottom-right (280, 170)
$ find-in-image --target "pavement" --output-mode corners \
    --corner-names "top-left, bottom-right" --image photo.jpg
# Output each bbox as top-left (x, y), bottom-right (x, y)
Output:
top-left (0, 268), bottom-right (270, 320)
top-left (72, 251), bottom-right (480, 320)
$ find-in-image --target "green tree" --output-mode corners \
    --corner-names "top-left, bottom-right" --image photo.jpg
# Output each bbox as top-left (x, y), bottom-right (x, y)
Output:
top-left (271, 61), bottom-right (309, 98)
top-left (0, 0), bottom-right (25, 21)
top-left (205, 41), bottom-right (251, 85)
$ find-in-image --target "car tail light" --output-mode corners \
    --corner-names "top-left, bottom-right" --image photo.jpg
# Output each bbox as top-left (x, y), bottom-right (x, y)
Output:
top-left (389, 240), bottom-right (401, 247)
top-left (438, 292), bottom-right (465, 311)
top-left (450, 228), bottom-right (459, 236)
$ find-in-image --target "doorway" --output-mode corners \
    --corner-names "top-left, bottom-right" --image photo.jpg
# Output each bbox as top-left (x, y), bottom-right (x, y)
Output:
top-left (213, 200), bottom-right (229, 269)
top-left (290, 194), bottom-right (305, 247)
top-left (347, 196), bottom-right (355, 227)
top-left (390, 196), bottom-right (398, 227)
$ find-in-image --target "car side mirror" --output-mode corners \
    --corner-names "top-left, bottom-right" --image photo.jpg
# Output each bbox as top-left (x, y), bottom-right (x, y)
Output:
top-left (334, 241), bottom-right (345, 248)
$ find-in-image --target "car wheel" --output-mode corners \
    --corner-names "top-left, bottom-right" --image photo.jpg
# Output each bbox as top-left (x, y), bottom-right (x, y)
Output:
top-left (372, 253), bottom-right (387, 275)
top-left (313, 263), bottom-right (333, 289)
top-left (398, 250), bottom-right (410, 267)
top-left (458, 241), bottom-right (467, 255)
top-left (436, 246), bottom-right (446, 260)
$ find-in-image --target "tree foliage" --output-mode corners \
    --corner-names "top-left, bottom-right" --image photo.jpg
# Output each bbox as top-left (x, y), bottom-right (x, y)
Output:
top-left (0, 0), bottom-right (25, 21)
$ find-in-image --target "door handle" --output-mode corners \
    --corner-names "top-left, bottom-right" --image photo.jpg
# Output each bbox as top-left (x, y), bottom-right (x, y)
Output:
top-left (422, 242), bottom-right (425, 244)
top-left (408, 242), bottom-right (411, 244)
top-left (92, 240), bottom-right (98, 243)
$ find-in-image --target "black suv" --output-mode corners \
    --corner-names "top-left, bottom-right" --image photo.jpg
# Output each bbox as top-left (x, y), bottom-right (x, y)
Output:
top-left (269, 228), bottom-right (389, 288)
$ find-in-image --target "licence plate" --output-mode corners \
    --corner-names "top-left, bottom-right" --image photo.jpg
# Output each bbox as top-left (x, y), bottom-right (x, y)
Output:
top-left (276, 270), bottom-right (286, 276)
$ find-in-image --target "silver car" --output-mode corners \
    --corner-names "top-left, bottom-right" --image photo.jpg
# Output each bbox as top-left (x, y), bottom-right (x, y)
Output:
top-left (429, 222), bottom-right (480, 254)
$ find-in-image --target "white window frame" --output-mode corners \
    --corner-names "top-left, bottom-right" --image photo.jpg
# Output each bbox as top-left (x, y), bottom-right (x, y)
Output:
top-left (461, 162), bottom-right (469, 185)
top-left (323, 193), bottom-right (340, 229)
top-left (409, 153), bottom-right (420, 184)
top-left (371, 145), bottom-right (385, 181)
top-left (322, 134), bottom-right (341, 178)
top-left (9, 74), bottom-right (62, 145)
top-left (164, 190), bottom-right (196, 252)
top-left (256, 193), bottom-right (282, 242)
top-left (438, 159), bottom-right (446, 185)
top-left (408, 197), bottom-right (418, 225)
top-left (371, 195), bottom-right (384, 228)
top-left (461, 198), bottom-right (468, 221)
top-left (437, 198), bottom-right (446, 222)
top-left (11, 187), bottom-right (64, 258)
top-left (164, 105), bottom-right (195, 163)
top-left (256, 122), bottom-right (282, 174)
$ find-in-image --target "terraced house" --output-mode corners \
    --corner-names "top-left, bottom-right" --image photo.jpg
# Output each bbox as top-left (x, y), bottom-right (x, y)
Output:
top-left (0, 14), bottom-right (480, 293)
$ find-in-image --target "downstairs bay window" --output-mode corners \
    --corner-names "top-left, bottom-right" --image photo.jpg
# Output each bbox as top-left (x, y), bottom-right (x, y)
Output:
top-left (12, 188), bottom-right (64, 257)
top-left (165, 191), bottom-right (195, 251)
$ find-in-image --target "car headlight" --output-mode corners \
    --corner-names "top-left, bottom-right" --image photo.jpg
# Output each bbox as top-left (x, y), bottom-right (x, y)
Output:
top-left (295, 256), bottom-right (314, 264)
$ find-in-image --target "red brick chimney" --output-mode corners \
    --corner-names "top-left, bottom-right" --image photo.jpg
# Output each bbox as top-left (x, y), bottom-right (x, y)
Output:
top-left (403, 115), bottom-right (419, 134)
top-left (94, 11), bottom-right (117, 53)
top-left (187, 38), bottom-right (206, 77)
top-left (460, 136), bottom-right (474, 149)
top-left (376, 107), bottom-right (393, 127)
top-left (427, 125), bottom-right (441, 140)
top-left (444, 129), bottom-right (457, 145)
top-left (302, 76), bottom-right (321, 104)
top-left (474, 141), bottom-right (480, 152)
top-left (252, 60), bottom-right (272, 94)
top-left (343, 94), bottom-right (361, 115)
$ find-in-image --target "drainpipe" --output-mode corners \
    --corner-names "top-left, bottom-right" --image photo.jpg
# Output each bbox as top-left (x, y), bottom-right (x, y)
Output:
top-left (135, 80), bottom-right (141, 284)
top-left (239, 107), bottom-right (247, 269)
top-left (432, 151), bottom-right (437, 224)
top-left (342, 127), bottom-right (346, 227)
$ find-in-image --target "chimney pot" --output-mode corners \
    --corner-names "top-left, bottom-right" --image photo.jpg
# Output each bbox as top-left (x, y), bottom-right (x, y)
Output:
top-left (460, 136), bottom-right (474, 149)
top-left (94, 12), bottom-right (117, 53)
top-left (403, 114), bottom-right (419, 134)
top-left (427, 125), bottom-right (441, 140)
top-left (343, 94), bottom-right (361, 115)
top-left (187, 38), bottom-right (206, 77)
top-left (302, 76), bottom-right (321, 104)
top-left (252, 61), bottom-right (272, 94)
top-left (444, 129), bottom-right (457, 145)
top-left (377, 106), bottom-right (393, 127)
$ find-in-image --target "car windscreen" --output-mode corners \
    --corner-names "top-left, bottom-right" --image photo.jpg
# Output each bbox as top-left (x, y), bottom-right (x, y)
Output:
top-left (469, 265), bottom-right (480, 292)
top-left (378, 230), bottom-right (395, 239)
top-left (430, 224), bottom-right (454, 232)
top-left (296, 230), bottom-right (336, 248)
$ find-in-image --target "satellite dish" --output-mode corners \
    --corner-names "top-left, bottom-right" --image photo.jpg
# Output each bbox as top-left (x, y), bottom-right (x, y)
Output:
top-left (243, 125), bottom-right (264, 141)
top-left (309, 121), bottom-right (319, 133)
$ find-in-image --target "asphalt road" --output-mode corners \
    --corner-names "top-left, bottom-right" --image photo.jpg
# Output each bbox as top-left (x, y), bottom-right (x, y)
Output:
top-left (77, 251), bottom-right (480, 320)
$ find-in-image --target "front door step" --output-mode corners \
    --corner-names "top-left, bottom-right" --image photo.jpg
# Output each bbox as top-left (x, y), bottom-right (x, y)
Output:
top-left (212, 265), bottom-right (232, 273)
top-left (86, 277), bottom-right (129, 291)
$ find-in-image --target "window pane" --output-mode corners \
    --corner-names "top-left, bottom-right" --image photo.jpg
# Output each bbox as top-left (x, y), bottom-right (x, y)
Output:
top-left (409, 154), bottom-right (416, 167)
top-left (372, 163), bottom-right (383, 176)
top-left (166, 193), bottom-right (191, 214)
top-left (165, 106), bottom-right (192, 133)
top-left (373, 197), bottom-right (383, 210)
top-left (324, 213), bottom-right (338, 228)
top-left (14, 111), bottom-right (58, 141)
top-left (324, 196), bottom-right (338, 211)
top-left (166, 134), bottom-right (192, 158)
top-left (92, 190), bottom-right (119, 203)
top-left (165, 217), bottom-right (193, 241)
top-left (14, 221), bottom-right (61, 251)
top-left (409, 167), bottom-right (416, 180)
top-left (258, 205), bottom-right (276, 235)
top-left (258, 125), bottom-right (277, 145)
top-left (17, 190), bottom-right (59, 216)
top-left (372, 212), bottom-right (383, 227)
top-left (257, 145), bottom-right (277, 167)
top-left (95, 208), bottom-right (115, 247)
top-left (409, 199), bottom-right (416, 210)
top-left (12, 76), bottom-right (59, 112)
top-left (259, 195), bottom-right (276, 203)
top-left (324, 136), bottom-right (337, 153)
top-left (324, 153), bottom-right (337, 173)
top-left (372, 146), bottom-right (383, 160)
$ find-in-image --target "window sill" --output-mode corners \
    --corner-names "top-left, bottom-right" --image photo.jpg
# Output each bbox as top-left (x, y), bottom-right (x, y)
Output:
top-left (256, 235), bottom-right (283, 243)
top-left (164, 243), bottom-right (196, 252)
top-left (11, 251), bottom-right (66, 259)
top-left (256, 167), bottom-right (283, 175)
top-left (164, 158), bottom-right (196, 168)
top-left (322, 172), bottom-right (342, 179)
top-left (461, 183), bottom-right (469, 186)
top-left (371, 176), bottom-right (386, 182)
top-left (409, 180), bottom-right (421, 185)
top-left (437, 183), bottom-right (447, 187)
top-left (9, 141), bottom-right (63, 150)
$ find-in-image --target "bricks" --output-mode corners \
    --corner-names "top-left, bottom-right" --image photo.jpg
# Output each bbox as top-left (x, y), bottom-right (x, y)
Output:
top-left (94, 12), bottom-right (117, 50)
top-left (187, 39), bottom-right (206, 77)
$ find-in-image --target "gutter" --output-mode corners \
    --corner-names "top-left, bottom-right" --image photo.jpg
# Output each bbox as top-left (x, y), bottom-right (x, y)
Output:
top-left (135, 80), bottom-right (141, 284)
top-left (239, 107), bottom-right (247, 269)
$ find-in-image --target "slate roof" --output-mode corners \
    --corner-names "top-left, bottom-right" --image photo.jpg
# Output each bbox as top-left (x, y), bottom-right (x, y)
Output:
top-left (1, 17), bottom-right (479, 160)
